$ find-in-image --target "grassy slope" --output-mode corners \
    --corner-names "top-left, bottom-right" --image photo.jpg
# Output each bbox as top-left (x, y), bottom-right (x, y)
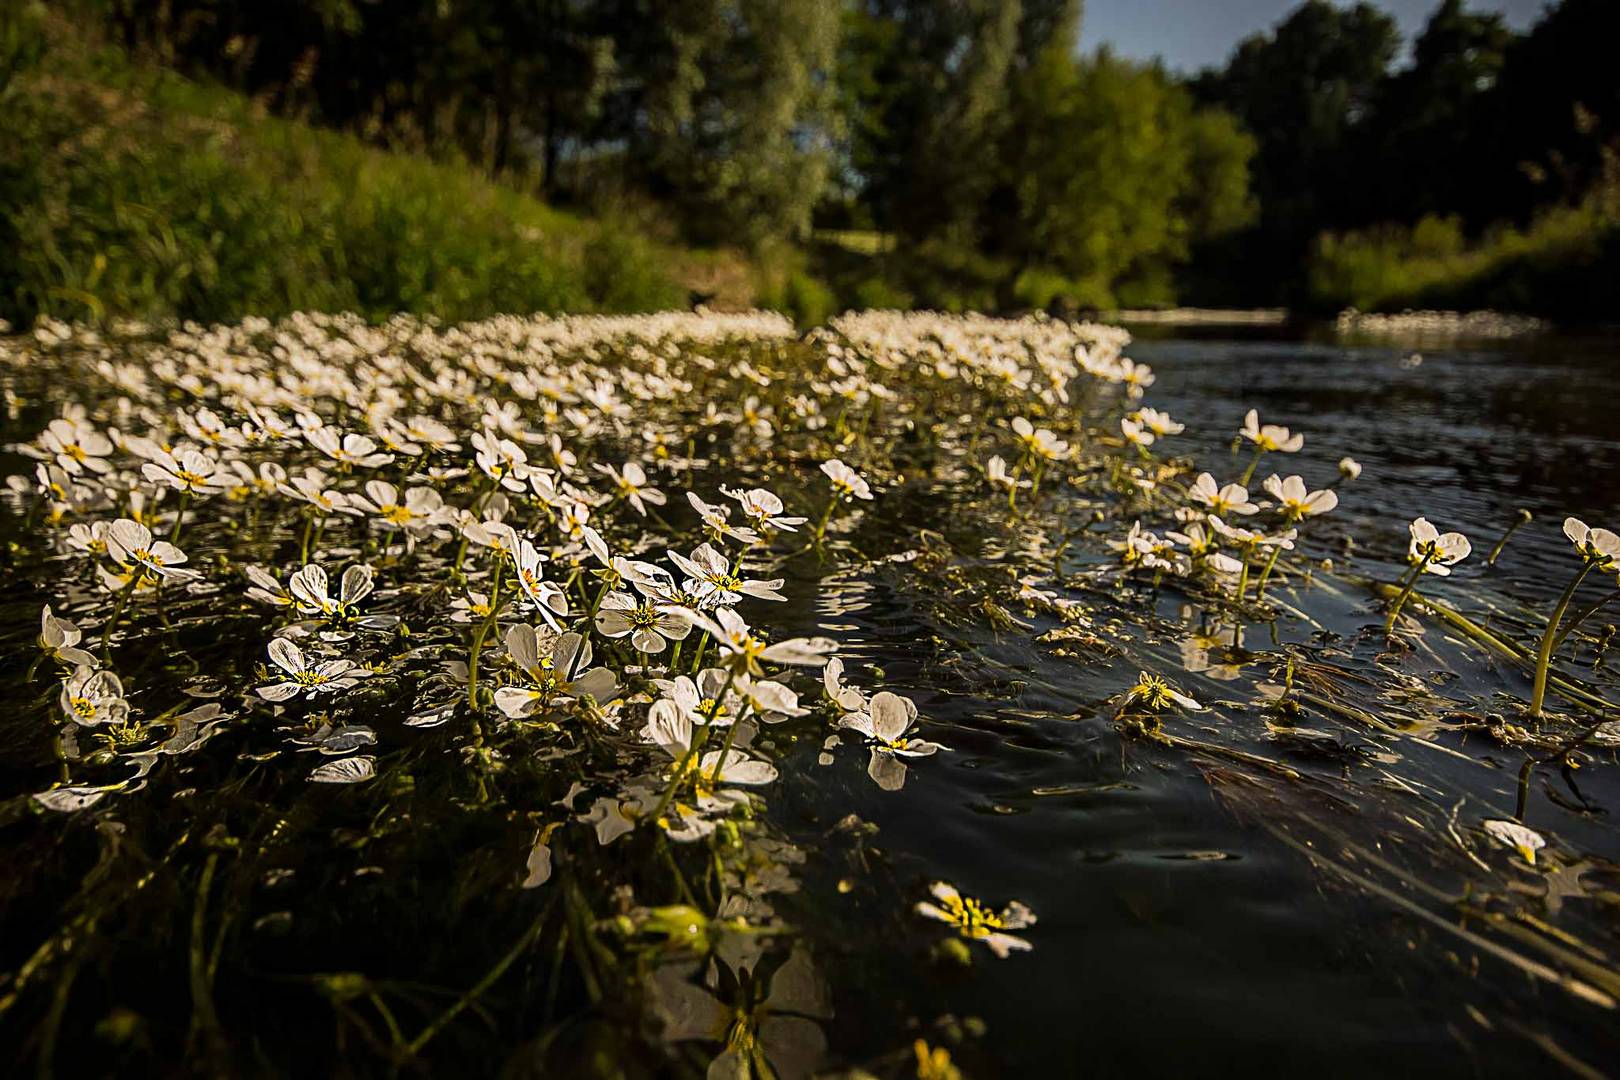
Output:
top-left (0, 24), bottom-right (738, 328)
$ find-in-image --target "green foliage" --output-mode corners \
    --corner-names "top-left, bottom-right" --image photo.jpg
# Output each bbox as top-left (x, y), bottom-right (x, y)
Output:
top-left (0, 41), bottom-right (682, 327)
top-left (1307, 204), bottom-right (1620, 319)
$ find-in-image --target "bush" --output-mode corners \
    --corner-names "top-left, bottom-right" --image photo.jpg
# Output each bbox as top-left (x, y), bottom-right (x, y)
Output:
top-left (1307, 204), bottom-right (1618, 319)
top-left (0, 32), bottom-right (686, 327)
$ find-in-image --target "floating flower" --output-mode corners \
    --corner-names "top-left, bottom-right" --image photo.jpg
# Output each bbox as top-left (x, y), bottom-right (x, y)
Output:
top-left (820, 458), bottom-right (873, 501)
top-left (838, 690), bottom-right (945, 791)
top-left (257, 639), bottom-right (365, 700)
top-left (39, 605), bottom-right (94, 669)
top-left (915, 882), bottom-right (1035, 958)
top-left (1483, 819), bottom-right (1546, 866)
top-left (59, 668), bottom-right (129, 727)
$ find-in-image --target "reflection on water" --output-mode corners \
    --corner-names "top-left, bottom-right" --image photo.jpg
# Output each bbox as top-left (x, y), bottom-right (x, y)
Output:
top-left (788, 331), bottom-right (1620, 1076)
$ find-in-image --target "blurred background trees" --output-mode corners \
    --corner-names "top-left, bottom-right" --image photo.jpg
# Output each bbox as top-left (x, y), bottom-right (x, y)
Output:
top-left (3, 0), bottom-right (1617, 323)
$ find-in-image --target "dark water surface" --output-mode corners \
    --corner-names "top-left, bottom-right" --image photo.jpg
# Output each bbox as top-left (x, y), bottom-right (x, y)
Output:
top-left (5, 327), bottom-right (1620, 1078)
top-left (784, 330), bottom-right (1620, 1077)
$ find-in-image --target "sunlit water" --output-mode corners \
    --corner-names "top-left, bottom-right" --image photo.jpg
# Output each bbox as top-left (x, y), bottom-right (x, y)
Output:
top-left (771, 330), bottom-right (1620, 1076)
top-left (4, 325), bottom-right (1620, 1076)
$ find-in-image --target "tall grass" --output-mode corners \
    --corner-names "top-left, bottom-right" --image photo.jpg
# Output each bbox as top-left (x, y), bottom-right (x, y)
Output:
top-left (0, 24), bottom-right (686, 327)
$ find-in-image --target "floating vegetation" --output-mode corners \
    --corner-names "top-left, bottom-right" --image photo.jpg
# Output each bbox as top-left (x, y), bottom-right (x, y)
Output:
top-left (1, 310), bottom-right (1619, 1074)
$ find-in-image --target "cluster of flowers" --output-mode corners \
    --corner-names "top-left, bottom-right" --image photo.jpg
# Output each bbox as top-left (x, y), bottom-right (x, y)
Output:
top-left (11, 309), bottom-right (1096, 995)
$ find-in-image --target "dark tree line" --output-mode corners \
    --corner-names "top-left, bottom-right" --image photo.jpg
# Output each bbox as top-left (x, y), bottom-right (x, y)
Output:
top-left (88, 0), bottom-right (1620, 309)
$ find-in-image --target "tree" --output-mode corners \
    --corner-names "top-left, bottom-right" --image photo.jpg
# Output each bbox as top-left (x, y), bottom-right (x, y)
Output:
top-left (1190, 0), bottom-right (1399, 297)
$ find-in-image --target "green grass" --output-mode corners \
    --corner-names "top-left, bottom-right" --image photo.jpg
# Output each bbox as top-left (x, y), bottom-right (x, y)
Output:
top-left (1307, 204), bottom-right (1620, 320)
top-left (0, 22), bottom-right (690, 327)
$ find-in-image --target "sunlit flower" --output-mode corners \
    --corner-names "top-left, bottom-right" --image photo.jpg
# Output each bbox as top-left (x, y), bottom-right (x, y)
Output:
top-left (669, 543), bottom-right (786, 604)
top-left (1483, 819), bottom-right (1546, 866)
top-left (1262, 474), bottom-right (1338, 520)
top-left (105, 519), bottom-right (200, 582)
top-left (1240, 409), bottom-right (1304, 453)
top-left (595, 460), bottom-right (666, 516)
top-left (1189, 473), bottom-right (1257, 516)
top-left (838, 690), bottom-right (944, 791)
top-left (683, 607), bottom-right (837, 676)
top-left (1563, 517), bottom-right (1620, 570)
top-left (915, 881), bottom-right (1035, 958)
top-left (59, 667), bottom-right (129, 727)
top-left (494, 626), bottom-right (617, 717)
top-left (141, 447), bottom-right (225, 496)
top-left (1011, 416), bottom-right (1068, 461)
top-left (1407, 517), bottom-right (1471, 576)
top-left (39, 605), bottom-right (95, 668)
top-left (595, 590), bottom-right (692, 654)
top-left (1121, 670), bottom-right (1204, 713)
top-left (820, 458), bottom-right (873, 501)
top-left (257, 638), bottom-right (365, 700)
top-left (40, 417), bottom-right (114, 475)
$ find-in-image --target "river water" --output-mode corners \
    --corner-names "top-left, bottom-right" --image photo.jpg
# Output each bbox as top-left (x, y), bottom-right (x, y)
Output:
top-left (776, 328), bottom-right (1620, 1077)
top-left (4, 324), bottom-right (1620, 1077)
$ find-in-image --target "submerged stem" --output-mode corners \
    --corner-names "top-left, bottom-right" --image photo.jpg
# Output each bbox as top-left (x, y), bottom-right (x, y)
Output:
top-left (1530, 561), bottom-right (1595, 718)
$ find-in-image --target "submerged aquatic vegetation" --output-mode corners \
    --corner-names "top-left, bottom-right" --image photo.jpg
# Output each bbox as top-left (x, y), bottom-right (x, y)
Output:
top-left (2, 308), bottom-right (1620, 1075)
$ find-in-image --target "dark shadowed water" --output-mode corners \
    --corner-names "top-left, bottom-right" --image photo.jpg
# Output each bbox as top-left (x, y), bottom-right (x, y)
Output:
top-left (5, 326), bottom-right (1620, 1078)
top-left (772, 330), bottom-right (1620, 1077)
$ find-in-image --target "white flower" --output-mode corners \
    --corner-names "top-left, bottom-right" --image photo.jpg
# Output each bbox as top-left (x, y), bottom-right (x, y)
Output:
top-left (513, 538), bottom-right (569, 629)
top-left (594, 461), bottom-right (666, 516)
top-left (105, 519), bottom-right (200, 582)
top-left (40, 417), bottom-right (114, 475)
top-left (1189, 474), bottom-right (1257, 516)
top-left (1483, 819), bottom-right (1546, 865)
top-left (39, 605), bottom-right (95, 668)
top-left (838, 690), bottom-right (945, 791)
top-left (687, 491), bottom-right (761, 545)
top-left (915, 882), bottom-right (1035, 958)
top-left (1011, 416), bottom-right (1068, 461)
top-left (821, 458), bottom-right (873, 501)
top-left (1121, 671), bottom-right (1204, 713)
top-left (721, 486), bottom-right (806, 533)
top-left (493, 627), bottom-right (617, 717)
top-left (1133, 407), bottom-right (1184, 437)
top-left (1120, 417), bottom-right (1154, 447)
top-left (1563, 517), bottom-right (1620, 569)
top-left (682, 607), bottom-right (837, 676)
top-left (60, 668), bottom-right (128, 726)
top-left (594, 591), bottom-right (693, 654)
top-left (308, 428), bottom-right (395, 469)
top-left (1240, 409), bottom-right (1304, 453)
top-left (350, 480), bottom-right (445, 535)
top-left (257, 638), bottom-right (365, 700)
top-left (1408, 517), bottom-right (1471, 575)
top-left (668, 543), bottom-right (786, 604)
top-left (141, 448), bottom-right (224, 495)
top-left (1262, 474), bottom-right (1338, 520)
top-left (985, 455), bottom-right (1030, 491)
top-left (1338, 457), bottom-right (1362, 480)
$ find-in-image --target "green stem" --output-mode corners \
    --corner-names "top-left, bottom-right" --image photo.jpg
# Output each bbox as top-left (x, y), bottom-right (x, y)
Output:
top-left (168, 492), bottom-right (191, 544)
top-left (1553, 585), bottom-right (1618, 652)
top-left (1238, 446), bottom-right (1266, 487)
top-left (1384, 554), bottom-right (1433, 633)
top-left (1530, 560), bottom-right (1595, 718)
top-left (1487, 509), bottom-right (1533, 567)
top-left (650, 668), bottom-right (738, 824)
top-left (467, 558), bottom-right (505, 714)
top-left (100, 573), bottom-right (142, 660)
top-left (1255, 540), bottom-right (1287, 598)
